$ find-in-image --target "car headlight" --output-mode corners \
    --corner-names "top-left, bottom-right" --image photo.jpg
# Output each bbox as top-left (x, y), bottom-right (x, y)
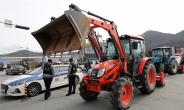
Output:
top-left (10, 80), bottom-right (26, 86)
top-left (97, 69), bottom-right (105, 77)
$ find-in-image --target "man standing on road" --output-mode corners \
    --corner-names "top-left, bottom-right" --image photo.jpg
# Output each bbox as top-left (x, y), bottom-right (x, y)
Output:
top-left (85, 60), bottom-right (91, 73)
top-left (43, 59), bottom-right (54, 100)
top-left (66, 58), bottom-right (77, 96)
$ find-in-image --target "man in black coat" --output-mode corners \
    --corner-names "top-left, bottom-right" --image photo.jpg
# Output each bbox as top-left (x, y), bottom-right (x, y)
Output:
top-left (42, 59), bottom-right (54, 100)
top-left (66, 58), bottom-right (77, 96)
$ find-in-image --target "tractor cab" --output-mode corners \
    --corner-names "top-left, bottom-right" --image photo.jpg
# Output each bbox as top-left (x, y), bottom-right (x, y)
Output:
top-left (151, 47), bottom-right (172, 63)
top-left (105, 34), bottom-right (145, 76)
top-left (18, 60), bottom-right (29, 70)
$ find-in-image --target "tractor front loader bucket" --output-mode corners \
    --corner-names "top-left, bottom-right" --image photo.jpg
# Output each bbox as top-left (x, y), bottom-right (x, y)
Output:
top-left (156, 72), bottom-right (165, 86)
top-left (31, 10), bottom-right (90, 56)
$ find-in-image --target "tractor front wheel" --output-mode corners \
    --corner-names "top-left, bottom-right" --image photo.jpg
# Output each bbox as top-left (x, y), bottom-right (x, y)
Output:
top-left (110, 78), bottom-right (133, 110)
top-left (168, 59), bottom-right (177, 75)
top-left (156, 63), bottom-right (164, 73)
top-left (139, 61), bottom-right (156, 94)
top-left (78, 81), bottom-right (99, 101)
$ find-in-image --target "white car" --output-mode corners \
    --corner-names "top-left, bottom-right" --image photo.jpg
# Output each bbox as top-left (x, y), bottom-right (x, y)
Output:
top-left (1, 65), bottom-right (83, 97)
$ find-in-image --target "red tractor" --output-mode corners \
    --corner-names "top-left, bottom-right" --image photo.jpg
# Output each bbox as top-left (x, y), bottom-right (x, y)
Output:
top-left (31, 4), bottom-right (164, 110)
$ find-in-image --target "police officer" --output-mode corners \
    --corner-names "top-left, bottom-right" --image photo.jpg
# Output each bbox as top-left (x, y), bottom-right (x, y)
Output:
top-left (66, 58), bottom-right (77, 96)
top-left (43, 59), bottom-right (54, 100)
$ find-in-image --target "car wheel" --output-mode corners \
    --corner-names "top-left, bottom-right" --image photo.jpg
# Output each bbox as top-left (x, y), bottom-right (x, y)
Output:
top-left (23, 72), bottom-right (25, 74)
top-left (28, 83), bottom-right (41, 97)
top-left (75, 76), bottom-right (79, 85)
top-left (6, 72), bottom-right (8, 75)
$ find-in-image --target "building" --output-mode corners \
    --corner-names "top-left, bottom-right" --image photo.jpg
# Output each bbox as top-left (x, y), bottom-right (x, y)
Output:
top-left (0, 36), bottom-right (107, 67)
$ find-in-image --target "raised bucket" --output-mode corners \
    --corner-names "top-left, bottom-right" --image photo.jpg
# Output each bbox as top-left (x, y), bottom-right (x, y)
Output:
top-left (31, 9), bottom-right (90, 56)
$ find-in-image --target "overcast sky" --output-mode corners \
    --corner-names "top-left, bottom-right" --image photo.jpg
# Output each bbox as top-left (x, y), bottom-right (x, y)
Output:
top-left (0, 0), bottom-right (183, 54)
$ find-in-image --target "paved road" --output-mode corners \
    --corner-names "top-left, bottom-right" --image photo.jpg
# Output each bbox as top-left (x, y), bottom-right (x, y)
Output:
top-left (0, 70), bottom-right (184, 110)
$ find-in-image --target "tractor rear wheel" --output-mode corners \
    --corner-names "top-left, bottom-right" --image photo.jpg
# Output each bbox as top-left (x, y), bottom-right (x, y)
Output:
top-left (78, 81), bottom-right (99, 101)
top-left (156, 63), bottom-right (164, 73)
top-left (168, 59), bottom-right (177, 75)
top-left (139, 61), bottom-right (156, 94)
top-left (110, 77), bottom-right (133, 110)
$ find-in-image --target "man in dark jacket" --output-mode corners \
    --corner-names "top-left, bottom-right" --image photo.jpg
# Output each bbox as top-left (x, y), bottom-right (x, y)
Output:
top-left (42, 59), bottom-right (54, 100)
top-left (180, 54), bottom-right (184, 65)
top-left (66, 58), bottom-right (77, 96)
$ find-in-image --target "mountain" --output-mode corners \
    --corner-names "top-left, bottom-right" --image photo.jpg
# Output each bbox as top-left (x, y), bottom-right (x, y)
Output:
top-left (1, 30), bottom-right (184, 57)
top-left (2, 50), bottom-right (43, 57)
top-left (144, 30), bottom-right (184, 49)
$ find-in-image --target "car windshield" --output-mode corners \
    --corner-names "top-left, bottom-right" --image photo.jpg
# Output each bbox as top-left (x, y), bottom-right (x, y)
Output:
top-left (27, 67), bottom-right (43, 75)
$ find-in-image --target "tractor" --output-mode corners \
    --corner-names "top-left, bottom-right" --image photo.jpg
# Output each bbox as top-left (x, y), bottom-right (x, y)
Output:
top-left (31, 4), bottom-right (164, 110)
top-left (151, 46), bottom-right (178, 75)
top-left (18, 59), bottom-right (29, 70)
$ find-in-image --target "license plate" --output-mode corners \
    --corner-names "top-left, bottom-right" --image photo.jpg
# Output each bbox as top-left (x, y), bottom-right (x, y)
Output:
top-left (1, 89), bottom-right (5, 93)
top-left (88, 85), bottom-right (99, 92)
top-left (19, 69), bottom-right (23, 70)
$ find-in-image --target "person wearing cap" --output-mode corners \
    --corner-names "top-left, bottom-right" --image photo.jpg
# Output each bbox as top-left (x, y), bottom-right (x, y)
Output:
top-left (66, 58), bottom-right (77, 96)
top-left (42, 59), bottom-right (54, 100)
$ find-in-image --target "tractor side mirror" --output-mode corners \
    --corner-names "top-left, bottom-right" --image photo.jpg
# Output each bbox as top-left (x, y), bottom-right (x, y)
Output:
top-left (132, 41), bottom-right (138, 49)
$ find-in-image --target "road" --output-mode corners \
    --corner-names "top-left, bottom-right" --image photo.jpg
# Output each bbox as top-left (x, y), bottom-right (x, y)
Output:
top-left (0, 70), bottom-right (184, 110)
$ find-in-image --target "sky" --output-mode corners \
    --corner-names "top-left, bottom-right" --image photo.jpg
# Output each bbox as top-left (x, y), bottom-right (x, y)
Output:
top-left (0, 0), bottom-right (184, 54)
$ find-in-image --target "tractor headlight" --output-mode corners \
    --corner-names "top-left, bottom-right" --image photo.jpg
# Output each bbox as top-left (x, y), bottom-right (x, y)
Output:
top-left (97, 69), bottom-right (105, 77)
top-left (10, 80), bottom-right (26, 86)
top-left (89, 69), bottom-right (105, 78)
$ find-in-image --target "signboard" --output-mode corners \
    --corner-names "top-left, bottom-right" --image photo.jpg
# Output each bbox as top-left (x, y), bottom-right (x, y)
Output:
top-left (4, 19), bottom-right (12, 28)
top-left (23, 58), bottom-right (33, 61)
top-left (83, 43), bottom-right (103, 47)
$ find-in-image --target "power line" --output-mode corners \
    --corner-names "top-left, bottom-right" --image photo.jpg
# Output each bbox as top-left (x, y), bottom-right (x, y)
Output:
top-left (124, 5), bottom-right (183, 24)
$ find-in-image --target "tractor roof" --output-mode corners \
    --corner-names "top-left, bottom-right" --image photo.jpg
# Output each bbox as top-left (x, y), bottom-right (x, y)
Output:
top-left (120, 34), bottom-right (144, 40)
top-left (152, 46), bottom-right (171, 50)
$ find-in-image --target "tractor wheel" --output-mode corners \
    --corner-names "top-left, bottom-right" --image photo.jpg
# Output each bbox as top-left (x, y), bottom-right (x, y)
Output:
top-left (110, 77), bottom-right (133, 110)
top-left (78, 81), bottom-right (99, 101)
top-left (168, 59), bottom-right (177, 75)
top-left (139, 61), bottom-right (156, 94)
top-left (156, 63), bottom-right (164, 73)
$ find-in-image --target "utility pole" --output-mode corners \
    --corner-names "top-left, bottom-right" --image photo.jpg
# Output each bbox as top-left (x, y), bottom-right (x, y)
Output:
top-left (25, 47), bottom-right (28, 60)
top-left (20, 46), bottom-right (28, 59)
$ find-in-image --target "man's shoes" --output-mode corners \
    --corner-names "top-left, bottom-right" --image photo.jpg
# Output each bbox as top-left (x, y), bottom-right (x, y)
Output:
top-left (45, 96), bottom-right (48, 100)
top-left (48, 94), bottom-right (51, 97)
top-left (72, 92), bottom-right (75, 94)
top-left (66, 93), bottom-right (71, 96)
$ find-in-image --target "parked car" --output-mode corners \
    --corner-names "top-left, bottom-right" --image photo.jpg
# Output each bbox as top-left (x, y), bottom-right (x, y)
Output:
top-left (6, 65), bottom-right (27, 75)
top-left (1, 65), bottom-right (83, 97)
top-left (63, 61), bottom-right (69, 65)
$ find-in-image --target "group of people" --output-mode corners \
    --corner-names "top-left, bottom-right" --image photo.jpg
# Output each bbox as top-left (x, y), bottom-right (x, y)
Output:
top-left (42, 58), bottom-right (77, 100)
top-left (42, 58), bottom-right (100, 100)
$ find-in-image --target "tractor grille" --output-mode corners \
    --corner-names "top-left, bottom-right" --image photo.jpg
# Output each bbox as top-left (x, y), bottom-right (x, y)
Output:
top-left (88, 80), bottom-right (99, 85)
top-left (90, 69), bottom-right (99, 78)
